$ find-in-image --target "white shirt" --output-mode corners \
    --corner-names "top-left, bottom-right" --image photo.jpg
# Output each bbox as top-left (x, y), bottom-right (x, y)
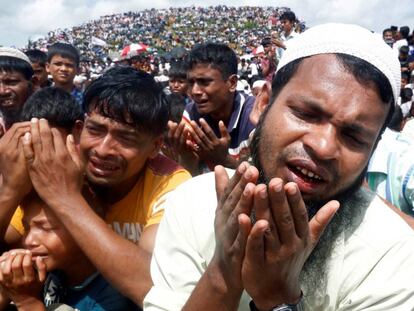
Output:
top-left (144, 172), bottom-right (414, 311)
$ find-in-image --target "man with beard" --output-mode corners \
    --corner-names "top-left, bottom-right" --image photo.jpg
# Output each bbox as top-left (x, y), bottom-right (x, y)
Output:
top-left (144, 24), bottom-right (414, 310)
top-left (0, 48), bottom-right (34, 133)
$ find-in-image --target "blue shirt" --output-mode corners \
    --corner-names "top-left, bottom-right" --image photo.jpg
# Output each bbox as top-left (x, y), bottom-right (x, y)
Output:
top-left (43, 271), bottom-right (140, 311)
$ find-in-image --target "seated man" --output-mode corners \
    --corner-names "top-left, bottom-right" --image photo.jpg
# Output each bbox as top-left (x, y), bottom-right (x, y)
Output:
top-left (15, 67), bottom-right (191, 307)
top-left (168, 43), bottom-right (256, 175)
top-left (145, 24), bottom-right (414, 310)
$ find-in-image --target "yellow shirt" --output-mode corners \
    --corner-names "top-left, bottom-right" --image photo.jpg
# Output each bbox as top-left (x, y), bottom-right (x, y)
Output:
top-left (11, 154), bottom-right (191, 244)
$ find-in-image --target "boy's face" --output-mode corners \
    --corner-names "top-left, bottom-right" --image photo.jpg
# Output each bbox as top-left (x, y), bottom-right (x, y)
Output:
top-left (46, 55), bottom-right (78, 86)
top-left (169, 76), bottom-right (189, 95)
top-left (22, 199), bottom-right (81, 271)
top-left (31, 62), bottom-right (49, 87)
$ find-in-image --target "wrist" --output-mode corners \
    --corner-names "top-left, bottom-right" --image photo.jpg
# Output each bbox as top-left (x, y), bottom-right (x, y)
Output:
top-left (207, 258), bottom-right (243, 300)
top-left (45, 192), bottom-right (85, 213)
top-left (14, 296), bottom-right (45, 311)
top-left (250, 292), bottom-right (303, 311)
top-left (252, 289), bottom-right (302, 311)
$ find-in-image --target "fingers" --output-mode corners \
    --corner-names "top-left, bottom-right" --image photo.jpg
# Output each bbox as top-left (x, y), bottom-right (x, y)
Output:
top-left (1, 122), bottom-right (31, 148)
top-left (245, 219), bottom-right (269, 266)
top-left (199, 118), bottom-right (219, 143)
top-left (21, 252), bottom-right (35, 282)
top-left (309, 200), bottom-right (340, 246)
top-left (268, 178), bottom-right (296, 244)
top-left (218, 120), bottom-right (231, 141)
top-left (22, 132), bottom-right (34, 164)
top-left (38, 119), bottom-right (54, 153)
top-left (30, 118), bottom-right (42, 154)
top-left (285, 183), bottom-right (309, 239)
top-left (232, 213), bottom-right (252, 255)
top-left (66, 134), bottom-right (82, 170)
top-left (189, 120), bottom-right (210, 150)
top-left (35, 257), bottom-right (47, 282)
top-left (215, 165), bottom-right (230, 202)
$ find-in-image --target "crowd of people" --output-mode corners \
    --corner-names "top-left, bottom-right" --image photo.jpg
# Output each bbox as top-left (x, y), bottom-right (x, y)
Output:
top-left (26, 6), bottom-right (305, 81)
top-left (0, 5), bottom-right (414, 311)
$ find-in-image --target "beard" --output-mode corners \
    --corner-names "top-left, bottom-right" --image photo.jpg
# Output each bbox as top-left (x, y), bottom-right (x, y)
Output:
top-left (249, 121), bottom-right (375, 305)
top-left (1, 106), bottom-right (23, 130)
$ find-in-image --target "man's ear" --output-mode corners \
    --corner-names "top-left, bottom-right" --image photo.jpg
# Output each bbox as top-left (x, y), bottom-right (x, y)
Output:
top-left (149, 135), bottom-right (164, 159)
top-left (227, 74), bottom-right (238, 92)
top-left (249, 82), bottom-right (272, 126)
top-left (72, 120), bottom-right (84, 144)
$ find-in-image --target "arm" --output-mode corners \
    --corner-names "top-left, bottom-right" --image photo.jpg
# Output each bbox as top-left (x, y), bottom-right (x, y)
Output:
top-left (21, 119), bottom-right (152, 306)
top-left (146, 163), bottom-right (259, 310)
top-left (0, 122), bottom-right (32, 249)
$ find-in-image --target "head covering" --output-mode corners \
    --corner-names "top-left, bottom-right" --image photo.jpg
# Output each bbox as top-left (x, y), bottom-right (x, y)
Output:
top-left (0, 47), bottom-right (31, 65)
top-left (277, 23), bottom-right (401, 105)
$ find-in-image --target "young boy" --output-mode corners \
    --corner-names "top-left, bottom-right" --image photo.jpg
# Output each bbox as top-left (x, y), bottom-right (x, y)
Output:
top-left (167, 60), bottom-right (190, 101)
top-left (0, 190), bottom-right (139, 310)
top-left (46, 43), bottom-right (83, 106)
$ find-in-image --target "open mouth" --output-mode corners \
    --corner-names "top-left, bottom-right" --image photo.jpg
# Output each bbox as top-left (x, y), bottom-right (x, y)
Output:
top-left (291, 165), bottom-right (323, 182)
top-left (89, 158), bottom-right (120, 177)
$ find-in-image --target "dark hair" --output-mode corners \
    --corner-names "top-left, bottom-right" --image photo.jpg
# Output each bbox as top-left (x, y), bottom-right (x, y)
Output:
top-left (0, 56), bottom-right (33, 80)
top-left (401, 71), bottom-right (410, 81)
top-left (83, 66), bottom-right (168, 136)
top-left (20, 87), bottom-right (83, 132)
top-left (167, 93), bottom-right (186, 123)
top-left (188, 43), bottom-right (237, 79)
top-left (382, 28), bottom-right (392, 36)
top-left (47, 43), bottom-right (80, 67)
top-left (399, 26), bottom-right (410, 39)
top-left (399, 45), bottom-right (409, 55)
top-left (261, 37), bottom-right (272, 47)
top-left (25, 49), bottom-right (47, 66)
top-left (401, 87), bottom-right (413, 103)
top-left (168, 60), bottom-right (188, 79)
top-left (280, 11), bottom-right (296, 22)
top-left (388, 105), bottom-right (403, 131)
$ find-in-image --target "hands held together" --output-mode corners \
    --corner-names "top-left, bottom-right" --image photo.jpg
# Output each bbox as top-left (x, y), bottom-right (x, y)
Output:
top-left (212, 162), bottom-right (340, 310)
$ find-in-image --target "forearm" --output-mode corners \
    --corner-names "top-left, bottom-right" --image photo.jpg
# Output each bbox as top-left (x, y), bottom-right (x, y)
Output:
top-left (183, 263), bottom-right (242, 311)
top-left (46, 193), bottom-right (151, 306)
top-left (0, 187), bottom-right (22, 249)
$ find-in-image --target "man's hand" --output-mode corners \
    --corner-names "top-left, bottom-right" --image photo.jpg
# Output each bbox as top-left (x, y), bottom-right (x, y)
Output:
top-left (0, 122), bottom-right (32, 197)
top-left (189, 119), bottom-right (236, 168)
top-left (22, 118), bottom-right (84, 208)
top-left (208, 163), bottom-right (258, 298)
top-left (242, 179), bottom-right (340, 310)
top-left (0, 249), bottom-right (46, 307)
top-left (166, 120), bottom-right (200, 174)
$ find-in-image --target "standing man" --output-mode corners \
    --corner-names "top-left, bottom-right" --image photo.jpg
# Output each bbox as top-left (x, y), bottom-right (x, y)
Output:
top-left (145, 23), bottom-right (414, 310)
top-left (274, 11), bottom-right (299, 60)
top-left (167, 43), bottom-right (257, 175)
top-left (0, 48), bottom-right (34, 132)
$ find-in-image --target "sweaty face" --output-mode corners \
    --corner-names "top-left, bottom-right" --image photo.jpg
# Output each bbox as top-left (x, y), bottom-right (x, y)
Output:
top-left (22, 200), bottom-right (81, 272)
top-left (80, 111), bottom-right (160, 190)
top-left (256, 54), bottom-right (389, 204)
top-left (169, 77), bottom-right (189, 95)
top-left (47, 55), bottom-right (77, 86)
top-left (188, 64), bottom-right (235, 120)
top-left (0, 70), bottom-right (31, 117)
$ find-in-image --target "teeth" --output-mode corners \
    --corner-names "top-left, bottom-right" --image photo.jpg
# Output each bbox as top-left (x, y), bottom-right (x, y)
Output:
top-left (296, 166), bottom-right (322, 180)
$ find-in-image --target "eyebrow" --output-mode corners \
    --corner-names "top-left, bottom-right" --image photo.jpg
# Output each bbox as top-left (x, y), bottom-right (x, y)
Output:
top-left (86, 119), bottom-right (138, 136)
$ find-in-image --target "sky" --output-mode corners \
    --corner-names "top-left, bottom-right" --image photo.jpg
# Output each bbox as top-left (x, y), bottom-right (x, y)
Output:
top-left (0, 0), bottom-right (413, 48)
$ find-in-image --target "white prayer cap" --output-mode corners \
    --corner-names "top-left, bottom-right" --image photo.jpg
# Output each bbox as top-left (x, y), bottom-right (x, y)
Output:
top-left (277, 23), bottom-right (401, 105)
top-left (0, 47), bottom-right (31, 65)
top-left (252, 80), bottom-right (266, 89)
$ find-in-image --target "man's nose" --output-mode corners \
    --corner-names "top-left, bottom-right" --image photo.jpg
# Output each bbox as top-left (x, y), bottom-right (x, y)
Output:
top-left (94, 134), bottom-right (117, 157)
top-left (302, 124), bottom-right (340, 161)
